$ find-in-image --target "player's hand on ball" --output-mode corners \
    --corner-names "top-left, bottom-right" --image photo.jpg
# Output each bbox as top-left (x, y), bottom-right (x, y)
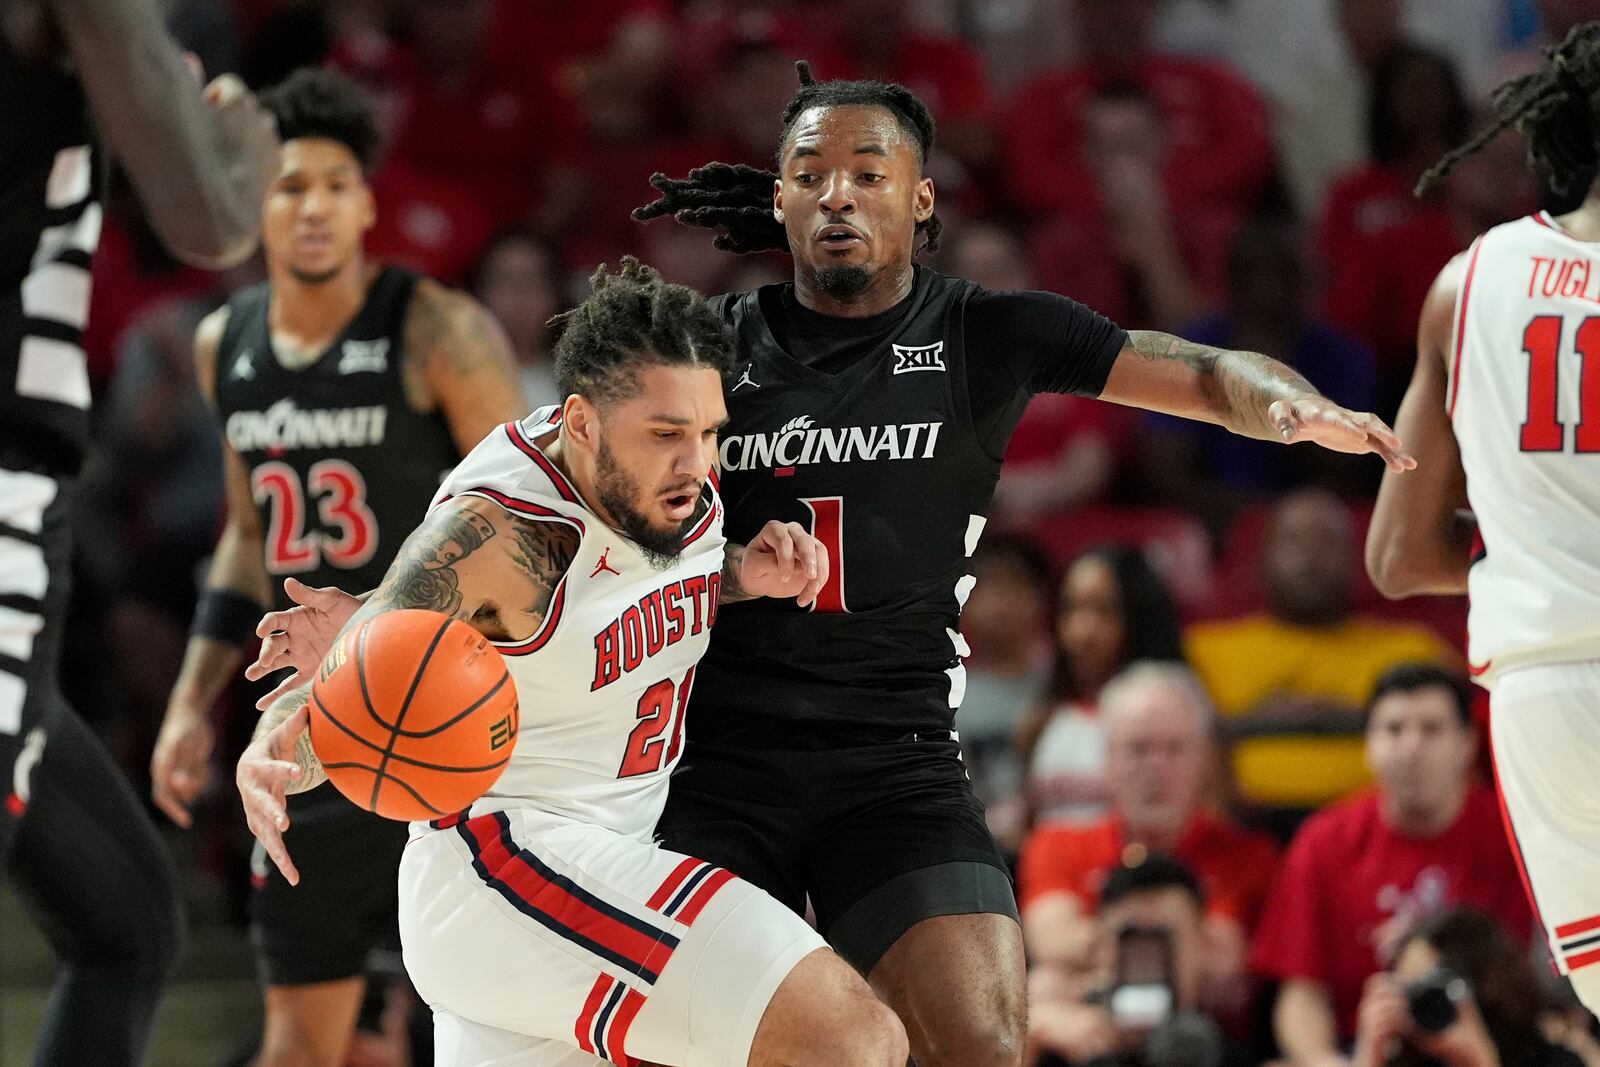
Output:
top-left (1270, 395), bottom-right (1416, 472)
top-left (237, 703), bottom-right (311, 886)
top-left (246, 578), bottom-right (362, 710)
top-left (739, 520), bottom-right (829, 608)
top-left (150, 704), bottom-right (214, 828)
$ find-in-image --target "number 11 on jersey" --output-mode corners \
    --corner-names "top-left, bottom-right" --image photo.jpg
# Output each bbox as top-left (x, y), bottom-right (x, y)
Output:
top-left (800, 496), bottom-right (848, 613)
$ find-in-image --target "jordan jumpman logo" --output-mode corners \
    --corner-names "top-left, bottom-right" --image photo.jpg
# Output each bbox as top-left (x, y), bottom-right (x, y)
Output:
top-left (732, 364), bottom-right (760, 392)
top-left (590, 547), bottom-right (621, 578)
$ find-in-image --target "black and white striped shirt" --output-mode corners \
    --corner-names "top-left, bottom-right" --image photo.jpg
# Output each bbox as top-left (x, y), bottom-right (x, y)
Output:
top-left (0, 40), bottom-right (99, 475)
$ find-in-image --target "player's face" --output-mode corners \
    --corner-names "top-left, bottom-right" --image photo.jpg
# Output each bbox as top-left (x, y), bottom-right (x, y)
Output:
top-left (1106, 687), bottom-right (1209, 836)
top-left (1366, 687), bottom-right (1475, 819)
top-left (775, 105), bottom-right (934, 300)
top-left (589, 364), bottom-right (727, 567)
top-left (262, 138), bottom-right (375, 285)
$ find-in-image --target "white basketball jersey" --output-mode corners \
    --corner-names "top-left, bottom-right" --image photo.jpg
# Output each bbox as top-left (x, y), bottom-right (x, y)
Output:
top-left (1450, 212), bottom-right (1600, 682)
top-left (425, 408), bottom-right (726, 840)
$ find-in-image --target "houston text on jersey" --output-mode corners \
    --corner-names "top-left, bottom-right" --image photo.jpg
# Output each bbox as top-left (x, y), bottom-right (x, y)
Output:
top-left (591, 571), bottom-right (722, 691)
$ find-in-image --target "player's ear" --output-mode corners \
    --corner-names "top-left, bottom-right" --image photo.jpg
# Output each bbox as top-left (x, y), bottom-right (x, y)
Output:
top-left (359, 182), bottom-right (377, 233)
top-left (773, 178), bottom-right (784, 224)
top-left (913, 176), bottom-right (934, 224)
top-left (561, 394), bottom-right (600, 455)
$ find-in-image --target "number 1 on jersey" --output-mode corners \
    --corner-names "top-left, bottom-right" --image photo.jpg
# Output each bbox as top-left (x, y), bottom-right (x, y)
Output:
top-left (1520, 314), bottom-right (1600, 453)
top-left (800, 496), bottom-right (848, 613)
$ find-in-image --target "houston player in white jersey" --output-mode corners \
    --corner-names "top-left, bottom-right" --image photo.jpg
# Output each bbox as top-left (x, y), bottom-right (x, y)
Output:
top-left (234, 258), bottom-right (909, 1067)
top-left (1368, 22), bottom-right (1600, 1017)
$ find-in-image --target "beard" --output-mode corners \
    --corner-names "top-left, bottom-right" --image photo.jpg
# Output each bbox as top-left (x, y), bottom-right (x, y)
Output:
top-left (594, 439), bottom-right (693, 570)
top-left (815, 263), bottom-right (873, 299)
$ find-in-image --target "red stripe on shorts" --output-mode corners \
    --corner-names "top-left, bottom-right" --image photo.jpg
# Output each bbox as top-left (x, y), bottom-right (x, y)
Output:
top-left (675, 868), bottom-right (737, 926)
top-left (1556, 915), bottom-right (1600, 939)
top-left (464, 817), bottom-right (669, 978)
top-left (1568, 946), bottom-right (1600, 972)
top-left (574, 975), bottom-right (612, 1054)
top-left (607, 988), bottom-right (648, 1067)
top-left (647, 858), bottom-right (702, 911)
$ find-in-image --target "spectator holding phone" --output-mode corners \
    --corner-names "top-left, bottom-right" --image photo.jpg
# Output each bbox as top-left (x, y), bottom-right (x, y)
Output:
top-left (1352, 907), bottom-right (1581, 1067)
top-left (1028, 853), bottom-right (1251, 1067)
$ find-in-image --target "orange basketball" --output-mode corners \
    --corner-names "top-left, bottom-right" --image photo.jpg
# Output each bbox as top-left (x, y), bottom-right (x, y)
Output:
top-left (308, 609), bottom-right (519, 821)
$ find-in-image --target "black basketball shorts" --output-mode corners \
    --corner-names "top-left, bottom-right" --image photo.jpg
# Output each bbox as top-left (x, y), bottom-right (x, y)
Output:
top-left (655, 718), bottom-right (1019, 975)
top-left (251, 785), bottom-right (409, 986)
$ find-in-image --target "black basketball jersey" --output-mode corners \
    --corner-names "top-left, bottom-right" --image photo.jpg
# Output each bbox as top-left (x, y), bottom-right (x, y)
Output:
top-left (694, 267), bottom-right (1125, 733)
top-left (213, 266), bottom-right (459, 611)
top-left (0, 39), bottom-right (99, 473)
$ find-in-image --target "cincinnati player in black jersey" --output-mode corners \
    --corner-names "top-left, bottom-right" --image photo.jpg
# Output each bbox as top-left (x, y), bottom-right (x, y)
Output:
top-left (148, 69), bottom-right (524, 1067)
top-left (0, 2), bottom-right (276, 1063)
top-left (630, 65), bottom-right (1416, 1067)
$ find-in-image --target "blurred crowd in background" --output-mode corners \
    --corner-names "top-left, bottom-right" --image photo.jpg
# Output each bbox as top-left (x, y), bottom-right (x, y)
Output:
top-left (47, 0), bottom-right (1600, 1065)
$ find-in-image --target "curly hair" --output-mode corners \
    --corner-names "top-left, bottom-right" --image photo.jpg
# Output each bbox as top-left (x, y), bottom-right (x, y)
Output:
top-left (547, 257), bottom-right (737, 405)
top-left (633, 61), bottom-right (942, 255)
top-left (258, 66), bottom-right (381, 174)
top-left (1417, 21), bottom-right (1600, 197)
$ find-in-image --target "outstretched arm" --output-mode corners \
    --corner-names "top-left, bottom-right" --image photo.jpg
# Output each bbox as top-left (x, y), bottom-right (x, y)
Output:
top-left (238, 496), bottom-right (578, 883)
top-left (1100, 331), bottom-right (1414, 471)
top-left (47, 0), bottom-right (279, 268)
top-left (1366, 253), bottom-right (1476, 597)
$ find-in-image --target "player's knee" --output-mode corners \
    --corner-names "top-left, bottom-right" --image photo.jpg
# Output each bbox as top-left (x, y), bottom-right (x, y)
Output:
top-left (783, 997), bottom-right (909, 1067)
top-left (912, 1013), bottom-right (1024, 1067)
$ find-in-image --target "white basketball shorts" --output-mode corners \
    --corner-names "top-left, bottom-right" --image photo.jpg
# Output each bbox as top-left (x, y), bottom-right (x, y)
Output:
top-left (1490, 660), bottom-right (1600, 986)
top-left (398, 808), bottom-right (827, 1067)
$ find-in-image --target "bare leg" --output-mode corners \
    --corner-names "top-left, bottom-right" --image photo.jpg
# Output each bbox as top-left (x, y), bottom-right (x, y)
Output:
top-left (868, 913), bottom-right (1027, 1067)
top-left (747, 948), bottom-right (908, 1067)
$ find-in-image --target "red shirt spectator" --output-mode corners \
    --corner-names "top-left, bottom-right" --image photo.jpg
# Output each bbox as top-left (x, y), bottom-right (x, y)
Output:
top-left (1018, 811), bottom-right (1278, 930)
top-left (1318, 164), bottom-right (1462, 382)
top-left (1002, 56), bottom-right (1274, 223)
top-left (1250, 786), bottom-right (1530, 1042)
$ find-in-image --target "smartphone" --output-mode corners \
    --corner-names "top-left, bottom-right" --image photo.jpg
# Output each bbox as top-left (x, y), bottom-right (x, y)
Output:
top-left (1108, 924), bottom-right (1175, 1030)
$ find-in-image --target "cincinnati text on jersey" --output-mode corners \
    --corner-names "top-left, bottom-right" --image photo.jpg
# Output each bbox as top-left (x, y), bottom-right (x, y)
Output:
top-left (591, 571), bottom-right (722, 691)
top-left (225, 397), bottom-right (388, 453)
top-left (717, 415), bottom-right (944, 473)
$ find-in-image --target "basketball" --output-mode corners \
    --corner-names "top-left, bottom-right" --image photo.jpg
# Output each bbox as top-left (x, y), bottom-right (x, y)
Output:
top-left (308, 609), bottom-right (519, 822)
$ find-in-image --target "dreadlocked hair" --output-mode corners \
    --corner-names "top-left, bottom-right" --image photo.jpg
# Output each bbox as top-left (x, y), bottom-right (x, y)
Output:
top-left (545, 256), bottom-right (737, 405)
top-left (632, 61), bottom-right (943, 255)
top-left (1417, 21), bottom-right (1600, 198)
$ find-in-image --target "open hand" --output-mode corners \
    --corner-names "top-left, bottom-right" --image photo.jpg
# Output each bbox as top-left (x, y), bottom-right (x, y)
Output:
top-left (236, 703), bottom-right (311, 886)
top-left (245, 578), bottom-right (361, 709)
top-left (1271, 395), bottom-right (1416, 472)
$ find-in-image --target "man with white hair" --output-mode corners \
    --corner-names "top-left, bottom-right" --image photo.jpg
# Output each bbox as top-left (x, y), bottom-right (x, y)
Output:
top-left (1018, 662), bottom-right (1278, 1007)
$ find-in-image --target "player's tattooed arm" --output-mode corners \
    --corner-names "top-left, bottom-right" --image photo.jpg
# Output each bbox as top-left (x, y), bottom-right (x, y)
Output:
top-left (366, 504), bottom-right (498, 619)
top-left (1102, 332), bottom-right (1413, 470)
top-left (1119, 331), bottom-right (1317, 440)
top-left (403, 281), bottom-right (528, 453)
top-left (502, 516), bottom-right (581, 625)
top-left (719, 543), bottom-right (758, 604)
top-left (251, 686), bottom-right (327, 794)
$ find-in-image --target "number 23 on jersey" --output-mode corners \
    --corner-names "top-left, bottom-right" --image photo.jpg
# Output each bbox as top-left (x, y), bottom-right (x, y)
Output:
top-left (252, 459), bottom-right (379, 573)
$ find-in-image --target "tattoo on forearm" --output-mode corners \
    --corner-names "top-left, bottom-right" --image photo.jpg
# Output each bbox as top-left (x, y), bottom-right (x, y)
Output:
top-left (1127, 330), bottom-right (1321, 440)
top-left (288, 713), bottom-right (327, 793)
top-left (719, 543), bottom-right (756, 604)
top-left (253, 688), bottom-right (327, 793)
top-left (504, 516), bottom-right (580, 620)
top-left (373, 508), bottom-right (497, 617)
